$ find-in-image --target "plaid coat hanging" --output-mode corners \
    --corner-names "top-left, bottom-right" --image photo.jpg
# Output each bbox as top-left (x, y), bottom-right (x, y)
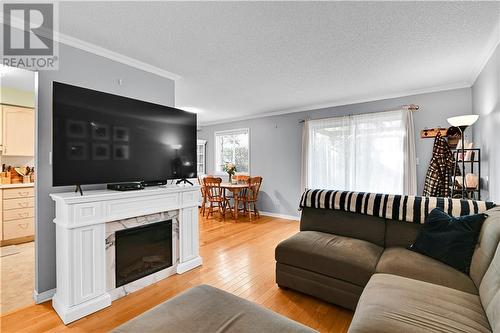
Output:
top-left (423, 135), bottom-right (456, 197)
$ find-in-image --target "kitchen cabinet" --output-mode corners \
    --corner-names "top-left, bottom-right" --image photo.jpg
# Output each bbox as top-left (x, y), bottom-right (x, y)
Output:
top-left (0, 106), bottom-right (2, 152)
top-left (0, 189), bottom-right (2, 241)
top-left (1, 185), bottom-right (35, 245)
top-left (1, 105), bottom-right (35, 156)
top-left (197, 140), bottom-right (207, 175)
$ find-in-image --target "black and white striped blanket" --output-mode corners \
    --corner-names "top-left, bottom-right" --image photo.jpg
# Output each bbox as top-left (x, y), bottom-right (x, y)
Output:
top-left (299, 189), bottom-right (495, 224)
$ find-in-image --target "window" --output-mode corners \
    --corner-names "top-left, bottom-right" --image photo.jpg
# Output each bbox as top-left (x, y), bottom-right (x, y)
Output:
top-left (215, 128), bottom-right (249, 173)
top-left (304, 110), bottom-right (406, 194)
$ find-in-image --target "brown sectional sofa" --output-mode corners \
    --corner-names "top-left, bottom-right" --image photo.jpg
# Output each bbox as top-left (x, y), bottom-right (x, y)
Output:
top-left (276, 206), bottom-right (500, 332)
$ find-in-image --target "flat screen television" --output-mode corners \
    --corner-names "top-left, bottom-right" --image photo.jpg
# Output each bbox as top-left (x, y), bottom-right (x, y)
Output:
top-left (52, 82), bottom-right (197, 187)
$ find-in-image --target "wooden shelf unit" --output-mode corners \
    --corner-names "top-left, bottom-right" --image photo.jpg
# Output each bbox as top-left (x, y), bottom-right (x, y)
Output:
top-left (450, 148), bottom-right (481, 200)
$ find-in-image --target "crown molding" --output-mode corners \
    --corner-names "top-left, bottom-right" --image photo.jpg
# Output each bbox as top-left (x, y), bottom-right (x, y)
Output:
top-left (56, 32), bottom-right (181, 81)
top-left (469, 20), bottom-right (500, 86)
top-left (2, 14), bottom-right (181, 81)
top-left (199, 81), bottom-right (471, 127)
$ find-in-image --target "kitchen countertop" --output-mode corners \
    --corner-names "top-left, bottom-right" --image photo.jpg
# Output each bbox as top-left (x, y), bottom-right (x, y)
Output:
top-left (0, 183), bottom-right (35, 189)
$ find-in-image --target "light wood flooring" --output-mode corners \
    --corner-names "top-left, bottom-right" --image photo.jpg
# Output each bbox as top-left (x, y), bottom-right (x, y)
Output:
top-left (1, 242), bottom-right (35, 314)
top-left (0, 212), bottom-right (353, 332)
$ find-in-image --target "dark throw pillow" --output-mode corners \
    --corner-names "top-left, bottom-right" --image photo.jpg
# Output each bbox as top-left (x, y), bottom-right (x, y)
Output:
top-left (409, 208), bottom-right (486, 274)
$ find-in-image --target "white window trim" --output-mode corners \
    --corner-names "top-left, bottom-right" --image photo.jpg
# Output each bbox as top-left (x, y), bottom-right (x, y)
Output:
top-left (214, 128), bottom-right (250, 176)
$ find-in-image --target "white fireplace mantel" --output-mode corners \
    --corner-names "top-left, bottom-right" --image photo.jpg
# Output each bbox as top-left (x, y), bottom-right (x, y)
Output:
top-left (50, 185), bottom-right (202, 324)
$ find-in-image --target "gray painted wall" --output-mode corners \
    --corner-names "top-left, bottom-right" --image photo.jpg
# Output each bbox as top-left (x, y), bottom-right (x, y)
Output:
top-left (199, 88), bottom-right (472, 218)
top-left (472, 43), bottom-right (499, 202)
top-left (36, 44), bottom-right (175, 294)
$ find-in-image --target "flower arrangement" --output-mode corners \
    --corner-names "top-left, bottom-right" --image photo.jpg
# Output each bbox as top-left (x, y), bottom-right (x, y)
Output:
top-left (223, 162), bottom-right (237, 175)
top-left (223, 162), bottom-right (237, 182)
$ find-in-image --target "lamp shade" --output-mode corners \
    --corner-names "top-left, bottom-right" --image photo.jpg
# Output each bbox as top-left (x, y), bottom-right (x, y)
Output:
top-left (447, 115), bottom-right (479, 127)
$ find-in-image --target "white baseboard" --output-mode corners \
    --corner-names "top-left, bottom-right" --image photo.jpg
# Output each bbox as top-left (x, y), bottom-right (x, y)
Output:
top-left (33, 288), bottom-right (56, 304)
top-left (52, 292), bottom-right (111, 324)
top-left (176, 256), bottom-right (203, 274)
top-left (260, 211), bottom-right (300, 221)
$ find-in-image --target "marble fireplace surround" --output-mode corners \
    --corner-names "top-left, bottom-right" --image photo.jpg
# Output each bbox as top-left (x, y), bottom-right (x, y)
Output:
top-left (50, 186), bottom-right (201, 324)
top-left (105, 210), bottom-right (180, 300)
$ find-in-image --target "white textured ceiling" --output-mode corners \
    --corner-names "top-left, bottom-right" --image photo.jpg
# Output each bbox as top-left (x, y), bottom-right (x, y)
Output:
top-left (58, 2), bottom-right (500, 124)
top-left (0, 66), bottom-right (35, 92)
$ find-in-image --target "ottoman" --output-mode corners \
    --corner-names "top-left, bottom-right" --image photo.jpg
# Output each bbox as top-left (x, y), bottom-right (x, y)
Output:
top-left (112, 284), bottom-right (316, 333)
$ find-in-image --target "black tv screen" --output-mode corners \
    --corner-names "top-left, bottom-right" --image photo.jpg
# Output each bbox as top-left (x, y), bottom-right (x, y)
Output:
top-left (52, 82), bottom-right (197, 186)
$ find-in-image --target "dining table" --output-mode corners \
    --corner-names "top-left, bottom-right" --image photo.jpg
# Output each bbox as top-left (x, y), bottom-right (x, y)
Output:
top-left (220, 182), bottom-right (250, 221)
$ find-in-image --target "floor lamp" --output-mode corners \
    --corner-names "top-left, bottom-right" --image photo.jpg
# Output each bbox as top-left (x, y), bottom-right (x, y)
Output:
top-left (446, 115), bottom-right (479, 198)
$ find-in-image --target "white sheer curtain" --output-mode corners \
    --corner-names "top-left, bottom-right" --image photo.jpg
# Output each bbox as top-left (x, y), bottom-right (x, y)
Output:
top-left (300, 119), bottom-right (310, 193)
top-left (302, 110), bottom-right (417, 195)
top-left (403, 110), bottom-right (417, 195)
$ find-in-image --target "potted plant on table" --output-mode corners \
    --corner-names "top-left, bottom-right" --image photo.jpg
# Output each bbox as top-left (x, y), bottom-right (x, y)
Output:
top-left (223, 162), bottom-right (237, 183)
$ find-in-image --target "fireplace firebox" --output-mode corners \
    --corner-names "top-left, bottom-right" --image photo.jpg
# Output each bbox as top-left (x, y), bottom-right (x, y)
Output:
top-left (115, 220), bottom-right (172, 287)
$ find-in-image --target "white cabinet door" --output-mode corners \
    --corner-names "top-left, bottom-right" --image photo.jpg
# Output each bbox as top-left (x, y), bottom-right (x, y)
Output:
top-left (2, 106), bottom-right (35, 156)
top-left (70, 224), bottom-right (107, 306)
top-left (179, 206), bottom-right (199, 263)
top-left (197, 140), bottom-right (207, 175)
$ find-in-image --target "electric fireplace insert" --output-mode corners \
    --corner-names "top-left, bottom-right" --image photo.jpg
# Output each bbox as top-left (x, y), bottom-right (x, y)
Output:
top-left (115, 220), bottom-right (172, 287)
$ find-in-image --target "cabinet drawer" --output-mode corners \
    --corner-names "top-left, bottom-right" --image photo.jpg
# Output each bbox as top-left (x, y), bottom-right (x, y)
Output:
top-left (3, 218), bottom-right (34, 240)
top-left (3, 187), bottom-right (35, 199)
top-left (3, 207), bottom-right (35, 221)
top-left (3, 197), bottom-right (35, 210)
top-left (0, 190), bottom-right (2, 241)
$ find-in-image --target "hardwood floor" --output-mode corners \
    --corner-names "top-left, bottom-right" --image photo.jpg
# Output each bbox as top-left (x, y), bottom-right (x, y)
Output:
top-left (0, 212), bottom-right (353, 332)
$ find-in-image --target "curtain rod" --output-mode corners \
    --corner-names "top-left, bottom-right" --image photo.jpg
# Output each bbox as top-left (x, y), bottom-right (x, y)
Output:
top-left (298, 104), bottom-right (419, 124)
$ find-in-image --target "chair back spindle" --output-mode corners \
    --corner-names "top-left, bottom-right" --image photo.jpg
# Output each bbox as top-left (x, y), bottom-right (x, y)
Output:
top-left (247, 177), bottom-right (262, 201)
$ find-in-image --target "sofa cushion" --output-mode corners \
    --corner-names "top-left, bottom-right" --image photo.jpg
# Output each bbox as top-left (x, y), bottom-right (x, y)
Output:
top-left (276, 262), bottom-right (364, 311)
top-left (275, 231), bottom-right (383, 287)
top-left (112, 284), bottom-right (316, 333)
top-left (348, 273), bottom-right (491, 333)
top-left (300, 208), bottom-right (386, 246)
top-left (385, 219), bottom-right (421, 248)
top-left (376, 247), bottom-right (478, 294)
top-left (470, 206), bottom-right (500, 288)
top-left (479, 244), bottom-right (500, 333)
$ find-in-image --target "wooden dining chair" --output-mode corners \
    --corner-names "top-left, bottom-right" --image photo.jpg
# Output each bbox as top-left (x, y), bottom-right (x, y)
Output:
top-left (241, 177), bottom-right (262, 220)
top-left (226, 174), bottom-right (250, 204)
top-left (234, 174), bottom-right (250, 183)
top-left (204, 177), bottom-right (230, 220)
top-left (228, 174), bottom-right (250, 212)
top-left (198, 175), bottom-right (207, 217)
